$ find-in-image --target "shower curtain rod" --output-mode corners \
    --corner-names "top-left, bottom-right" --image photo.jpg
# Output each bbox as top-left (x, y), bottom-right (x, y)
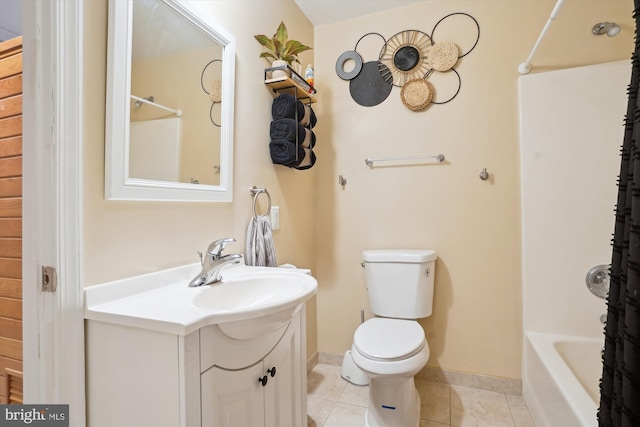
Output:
top-left (130, 94), bottom-right (183, 117)
top-left (518, 0), bottom-right (565, 74)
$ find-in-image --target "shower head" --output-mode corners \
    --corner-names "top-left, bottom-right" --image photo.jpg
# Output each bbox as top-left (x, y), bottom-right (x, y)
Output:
top-left (592, 22), bottom-right (620, 37)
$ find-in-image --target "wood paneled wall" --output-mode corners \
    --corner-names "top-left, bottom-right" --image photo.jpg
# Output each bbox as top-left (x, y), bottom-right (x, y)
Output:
top-left (0, 36), bottom-right (23, 404)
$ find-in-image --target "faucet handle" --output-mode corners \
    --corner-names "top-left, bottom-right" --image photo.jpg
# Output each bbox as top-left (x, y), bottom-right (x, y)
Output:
top-left (208, 237), bottom-right (236, 259)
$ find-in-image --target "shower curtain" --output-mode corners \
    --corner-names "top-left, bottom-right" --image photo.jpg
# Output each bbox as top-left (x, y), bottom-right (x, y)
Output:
top-left (599, 1), bottom-right (640, 425)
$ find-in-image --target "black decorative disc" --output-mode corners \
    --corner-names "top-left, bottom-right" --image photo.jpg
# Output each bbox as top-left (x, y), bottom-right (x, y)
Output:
top-left (336, 50), bottom-right (364, 80)
top-left (394, 46), bottom-right (420, 71)
top-left (349, 61), bottom-right (393, 107)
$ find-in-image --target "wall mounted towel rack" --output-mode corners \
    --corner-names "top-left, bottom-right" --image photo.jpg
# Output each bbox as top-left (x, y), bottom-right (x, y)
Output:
top-left (365, 154), bottom-right (445, 166)
top-left (249, 186), bottom-right (271, 216)
top-left (130, 94), bottom-right (182, 117)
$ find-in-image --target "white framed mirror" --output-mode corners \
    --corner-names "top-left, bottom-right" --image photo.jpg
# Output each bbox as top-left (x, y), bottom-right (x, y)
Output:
top-left (105, 0), bottom-right (235, 202)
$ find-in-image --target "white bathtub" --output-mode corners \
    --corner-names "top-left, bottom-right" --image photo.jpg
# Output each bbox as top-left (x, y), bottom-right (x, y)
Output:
top-left (523, 332), bottom-right (602, 427)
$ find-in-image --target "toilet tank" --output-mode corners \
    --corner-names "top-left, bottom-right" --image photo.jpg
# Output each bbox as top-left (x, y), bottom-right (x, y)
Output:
top-left (363, 249), bottom-right (437, 319)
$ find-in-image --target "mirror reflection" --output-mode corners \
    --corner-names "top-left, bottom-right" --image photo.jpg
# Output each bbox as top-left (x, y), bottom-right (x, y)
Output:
top-left (130, 0), bottom-right (223, 186)
top-left (105, 0), bottom-right (235, 202)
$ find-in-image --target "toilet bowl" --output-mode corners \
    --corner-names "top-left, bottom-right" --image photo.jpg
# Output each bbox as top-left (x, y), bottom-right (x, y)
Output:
top-left (351, 318), bottom-right (429, 426)
top-left (352, 318), bottom-right (429, 377)
top-left (351, 249), bottom-right (437, 427)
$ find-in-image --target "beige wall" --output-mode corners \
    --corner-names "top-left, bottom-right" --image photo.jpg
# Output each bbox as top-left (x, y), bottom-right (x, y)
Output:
top-left (82, 0), bottom-right (317, 355)
top-left (131, 46), bottom-right (223, 185)
top-left (312, 0), bottom-right (633, 380)
top-left (83, 0), bottom-right (634, 382)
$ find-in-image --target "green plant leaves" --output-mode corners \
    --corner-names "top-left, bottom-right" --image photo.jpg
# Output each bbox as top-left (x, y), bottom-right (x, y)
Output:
top-left (254, 21), bottom-right (312, 65)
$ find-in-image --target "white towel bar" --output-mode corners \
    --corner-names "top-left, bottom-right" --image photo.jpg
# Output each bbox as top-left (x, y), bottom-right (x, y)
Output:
top-left (365, 154), bottom-right (445, 166)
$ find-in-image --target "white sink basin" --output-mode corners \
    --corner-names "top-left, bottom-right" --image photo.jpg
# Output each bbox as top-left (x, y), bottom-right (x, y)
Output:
top-left (190, 270), bottom-right (317, 339)
top-left (84, 263), bottom-right (317, 337)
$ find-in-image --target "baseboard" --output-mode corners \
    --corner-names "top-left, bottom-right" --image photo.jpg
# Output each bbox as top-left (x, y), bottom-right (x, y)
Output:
top-left (419, 365), bottom-right (522, 395)
top-left (316, 351), bottom-right (522, 395)
top-left (307, 352), bottom-right (318, 374)
top-left (318, 351), bottom-right (344, 366)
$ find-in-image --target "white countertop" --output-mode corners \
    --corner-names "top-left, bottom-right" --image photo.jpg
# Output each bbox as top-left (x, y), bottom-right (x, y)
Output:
top-left (84, 263), bottom-right (315, 336)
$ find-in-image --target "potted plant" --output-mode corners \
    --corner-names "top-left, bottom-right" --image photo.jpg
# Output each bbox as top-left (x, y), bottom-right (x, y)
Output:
top-left (254, 22), bottom-right (312, 78)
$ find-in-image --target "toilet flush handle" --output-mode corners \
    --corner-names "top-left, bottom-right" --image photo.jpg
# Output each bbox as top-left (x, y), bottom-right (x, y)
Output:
top-left (425, 268), bottom-right (430, 278)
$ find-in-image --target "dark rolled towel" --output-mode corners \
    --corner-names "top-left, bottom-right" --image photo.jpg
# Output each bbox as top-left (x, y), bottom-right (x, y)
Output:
top-left (269, 139), bottom-right (305, 167)
top-left (294, 148), bottom-right (316, 170)
top-left (270, 118), bottom-right (316, 149)
top-left (269, 139), bottom-right (316, 170)
top-left (272, 93), bottom-right (302, 120)
top-left (300, 104), bottom-right (317, 128)
top-left (271, 93), bottom-right (317, 128)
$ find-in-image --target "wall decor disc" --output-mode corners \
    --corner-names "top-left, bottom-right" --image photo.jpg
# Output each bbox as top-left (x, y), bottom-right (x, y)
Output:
top-left (336, 50), bottom-right (364, 80)
top-left (430, 12), bottom-right (480, 58)
top-left (400, 79), bottom-right (434, 111)
top-left (201, 59), bottom-right (222, 95)
top-left (349, 61), bottom-right (393, 107)
top-left (425, 41), bottom-right (459, 72)
top-left (379, 30), bottom-right (432, 88)
top-left (428, 67), bottom-right (462, 105)
top-left (394, 45), bottom-right (421, 71)
top-left (354, 32), bottom-right (387, 52)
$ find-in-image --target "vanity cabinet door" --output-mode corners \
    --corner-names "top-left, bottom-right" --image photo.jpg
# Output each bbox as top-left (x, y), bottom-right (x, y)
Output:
top-left (199, 309), bottom-right (305, 427)
top-left (264, 317), bottom-right (302, 427)
top-left (201, 362), bottom-right (265, 427)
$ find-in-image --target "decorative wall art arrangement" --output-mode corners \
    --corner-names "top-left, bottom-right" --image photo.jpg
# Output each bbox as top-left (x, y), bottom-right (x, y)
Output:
top-left (335, 13), bottom-right (480, 111)
top-left (201, 59), bottom-right (223, 127)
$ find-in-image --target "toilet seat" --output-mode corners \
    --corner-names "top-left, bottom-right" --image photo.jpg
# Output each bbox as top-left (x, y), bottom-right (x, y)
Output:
top-left (353, 318), bottom-right (425, 361)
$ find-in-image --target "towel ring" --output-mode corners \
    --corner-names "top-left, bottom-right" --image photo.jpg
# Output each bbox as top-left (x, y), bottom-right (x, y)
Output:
top-left (250, 186), bottom-right (272, 217)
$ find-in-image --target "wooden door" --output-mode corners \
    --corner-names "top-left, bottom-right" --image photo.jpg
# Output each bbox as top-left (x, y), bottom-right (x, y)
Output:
top-left (0, 36), bottom-right (23, 404)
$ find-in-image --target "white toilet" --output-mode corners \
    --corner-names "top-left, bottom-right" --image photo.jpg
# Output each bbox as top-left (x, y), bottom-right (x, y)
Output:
top-left (350, 249), bottom-right (437, 427)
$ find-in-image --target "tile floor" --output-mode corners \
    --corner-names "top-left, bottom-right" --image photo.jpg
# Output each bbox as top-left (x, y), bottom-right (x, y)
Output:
top-left (307, 363), bottom-right (535, 427)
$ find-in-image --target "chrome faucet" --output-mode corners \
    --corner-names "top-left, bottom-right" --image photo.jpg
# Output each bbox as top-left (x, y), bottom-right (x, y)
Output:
top-left (189, 238), bottom-right (243, 287)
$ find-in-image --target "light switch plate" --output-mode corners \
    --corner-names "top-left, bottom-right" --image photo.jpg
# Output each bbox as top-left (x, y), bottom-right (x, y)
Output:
top-left (270, 206), bottom-right (280, 230)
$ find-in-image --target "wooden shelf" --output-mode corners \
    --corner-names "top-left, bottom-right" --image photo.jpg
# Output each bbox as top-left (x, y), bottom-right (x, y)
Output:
top-left (264, 65), bottom-right (317, 103)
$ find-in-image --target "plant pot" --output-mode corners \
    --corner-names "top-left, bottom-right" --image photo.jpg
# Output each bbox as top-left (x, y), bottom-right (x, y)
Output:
top-left (271, 60), bottom-right (289, 78)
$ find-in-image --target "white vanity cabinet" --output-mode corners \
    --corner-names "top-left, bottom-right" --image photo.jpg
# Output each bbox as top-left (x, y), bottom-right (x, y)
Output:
top-left (200, 311), bottom-right (303, 427)
top-left (86, 308), bottom-right (307, 427)
top-left (84, 263), bottom-right (316, 427)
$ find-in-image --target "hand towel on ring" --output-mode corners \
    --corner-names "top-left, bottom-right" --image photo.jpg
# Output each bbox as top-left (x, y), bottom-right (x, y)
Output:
top-left (245, 214), bottom-right (277, 267)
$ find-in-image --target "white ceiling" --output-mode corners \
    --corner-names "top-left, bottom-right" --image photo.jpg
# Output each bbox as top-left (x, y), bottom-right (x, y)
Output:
top-left (0, 0), bottom-right (425, 42)
top-left (293, 0), bottom-right (427, 26)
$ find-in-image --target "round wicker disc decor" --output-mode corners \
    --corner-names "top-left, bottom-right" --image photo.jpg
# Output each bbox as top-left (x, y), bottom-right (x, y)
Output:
top-left (400, 79), bottom-right (434, 111)
top-left (200, 59), bottom-right (223, 127)
top-left (379, 30), bottom-right (433, 88)
top-left (425, 41), bottom-right (459, 72)
top-left (210, 79), bottom-right (222, 103)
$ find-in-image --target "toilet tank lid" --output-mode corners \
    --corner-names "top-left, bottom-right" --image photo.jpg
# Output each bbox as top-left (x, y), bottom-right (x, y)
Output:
top-left (362, 249), bottom-right (437, 263)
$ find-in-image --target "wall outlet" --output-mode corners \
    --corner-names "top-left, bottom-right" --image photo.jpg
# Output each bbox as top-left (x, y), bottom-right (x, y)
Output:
top-left (270, 206), bottom-right (280, 230)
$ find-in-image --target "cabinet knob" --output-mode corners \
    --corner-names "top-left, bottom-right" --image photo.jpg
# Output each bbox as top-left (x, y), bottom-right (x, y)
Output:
top-left (258, 375), bottom-right (268, 387)
top-left (268, 367), bottom-right (277, 378)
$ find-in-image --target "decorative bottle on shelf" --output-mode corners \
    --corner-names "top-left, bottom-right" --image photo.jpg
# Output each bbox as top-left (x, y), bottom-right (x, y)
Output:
top-left (305, 64), bottom-right (314, 88)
